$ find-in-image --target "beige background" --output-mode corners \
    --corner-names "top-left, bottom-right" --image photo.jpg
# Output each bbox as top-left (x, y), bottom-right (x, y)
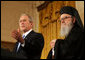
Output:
top-left (1, 1), bottom-right (84, 43)
top-left (76, 1), bottom-right (84, 25)
top-left (1, 1), bottom-right (44, 42)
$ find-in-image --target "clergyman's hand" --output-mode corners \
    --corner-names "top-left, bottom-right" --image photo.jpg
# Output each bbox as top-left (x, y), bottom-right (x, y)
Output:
top-left (50, 39), bottom-right (57, 48)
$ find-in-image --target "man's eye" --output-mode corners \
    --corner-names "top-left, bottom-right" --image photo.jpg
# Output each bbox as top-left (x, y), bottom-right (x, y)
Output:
top-left (65, 16), bottom-right (68, 19)
top-left (61, 18), bottom-right (64, 20)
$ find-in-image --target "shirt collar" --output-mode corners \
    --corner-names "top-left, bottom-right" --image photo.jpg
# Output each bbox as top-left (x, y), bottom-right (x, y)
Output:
top-left (22, 29), bottom-right (33, 38)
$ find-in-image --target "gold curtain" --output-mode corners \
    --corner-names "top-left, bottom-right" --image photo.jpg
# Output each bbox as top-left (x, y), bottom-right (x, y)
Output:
top-left (38, 1), bottom-right (75, 59)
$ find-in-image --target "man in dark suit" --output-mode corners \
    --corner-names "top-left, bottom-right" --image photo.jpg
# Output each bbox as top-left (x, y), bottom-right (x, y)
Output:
top-left (11, 13), bottom-right (44, 59)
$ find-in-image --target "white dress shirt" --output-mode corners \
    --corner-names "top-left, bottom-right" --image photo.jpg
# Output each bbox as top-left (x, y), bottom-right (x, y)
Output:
top-left (21, 29), bottom-right (33, 47)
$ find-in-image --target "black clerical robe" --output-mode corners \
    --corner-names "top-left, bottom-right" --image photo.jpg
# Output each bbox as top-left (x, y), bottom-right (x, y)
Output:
top-left (47, 25), bottom-right (84, 59)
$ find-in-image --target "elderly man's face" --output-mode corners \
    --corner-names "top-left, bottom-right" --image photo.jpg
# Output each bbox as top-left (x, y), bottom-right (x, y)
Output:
top-left (60, 14), bottom-right (73, 26)
top-left (19, 15), bottom-right (33, 32)
top-left (60, 14), bottom-right (74, 37)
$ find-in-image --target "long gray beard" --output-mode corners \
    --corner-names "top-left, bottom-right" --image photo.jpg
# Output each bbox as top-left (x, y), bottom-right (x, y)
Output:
top-left (60, 22), bottom-right (73, 37)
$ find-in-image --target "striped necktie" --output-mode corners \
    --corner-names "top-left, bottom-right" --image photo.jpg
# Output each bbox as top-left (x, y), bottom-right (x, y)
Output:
top-left (16, 35), bottom-right (25, 52)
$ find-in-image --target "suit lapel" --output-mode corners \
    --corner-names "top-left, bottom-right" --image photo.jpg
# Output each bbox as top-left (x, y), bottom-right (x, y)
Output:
top-left (14, 42), bottom-right (19, 52)
top-left (24, 30), bottom-right (35, 40)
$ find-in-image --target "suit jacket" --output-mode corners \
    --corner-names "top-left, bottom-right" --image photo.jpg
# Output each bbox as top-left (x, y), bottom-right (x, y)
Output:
top-left (13, 30), bottom-right (44, 59)
top-left (47, 24), bottom-right (84, 59)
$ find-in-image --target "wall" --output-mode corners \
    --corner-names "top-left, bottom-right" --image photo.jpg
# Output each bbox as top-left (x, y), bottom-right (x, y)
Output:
top-left (1, 1), bottom-right (44, 43)
top-left (1, 1), bottom-right (84, 43)
top-left (76, 1), bottom-right (84, 26)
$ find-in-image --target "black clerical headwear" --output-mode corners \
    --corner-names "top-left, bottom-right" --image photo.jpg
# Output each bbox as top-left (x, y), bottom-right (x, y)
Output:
top-left (60, 6), bottom-right (84, 30)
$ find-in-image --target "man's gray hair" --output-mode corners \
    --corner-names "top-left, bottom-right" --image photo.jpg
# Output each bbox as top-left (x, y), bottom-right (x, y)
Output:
top-left (20, 13), bottom-right (33, 22)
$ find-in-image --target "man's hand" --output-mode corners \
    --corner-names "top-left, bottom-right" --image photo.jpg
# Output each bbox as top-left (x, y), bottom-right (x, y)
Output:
top-left (11, 29), bottom-right (24, 43)
top-left (50, 39), bottom-right (57, 48)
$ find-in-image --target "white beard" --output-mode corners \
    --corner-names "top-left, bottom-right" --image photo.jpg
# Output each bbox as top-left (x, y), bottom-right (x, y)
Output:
top-left (60, 21), bottom-right (73, 37)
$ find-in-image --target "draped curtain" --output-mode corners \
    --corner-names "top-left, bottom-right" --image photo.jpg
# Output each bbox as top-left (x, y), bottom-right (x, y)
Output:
top-left (38, 1), bottom-right (75, 59)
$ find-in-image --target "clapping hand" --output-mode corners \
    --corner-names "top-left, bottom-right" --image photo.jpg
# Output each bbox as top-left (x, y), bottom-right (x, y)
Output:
top-left (11, 28), bottom-right (24, 43)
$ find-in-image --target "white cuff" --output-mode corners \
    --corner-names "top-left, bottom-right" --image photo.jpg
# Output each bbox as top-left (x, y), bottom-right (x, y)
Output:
top-left (52, 48), bottom-right (54, 55)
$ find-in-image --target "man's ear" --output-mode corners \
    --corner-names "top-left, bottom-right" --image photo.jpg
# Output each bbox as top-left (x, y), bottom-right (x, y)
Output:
top-left (73, 17), bottom-right (76, 24)
top-left (31, 22), bottom-right (33, 27)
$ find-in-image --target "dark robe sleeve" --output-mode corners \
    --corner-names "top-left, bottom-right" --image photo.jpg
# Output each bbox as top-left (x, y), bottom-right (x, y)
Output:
top-left (47, 49), bottom-right (52, 59)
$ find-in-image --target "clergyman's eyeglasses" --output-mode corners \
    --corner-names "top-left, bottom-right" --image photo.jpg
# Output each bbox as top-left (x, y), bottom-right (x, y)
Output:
top-left (59, 16), bottom-right (72, 22)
